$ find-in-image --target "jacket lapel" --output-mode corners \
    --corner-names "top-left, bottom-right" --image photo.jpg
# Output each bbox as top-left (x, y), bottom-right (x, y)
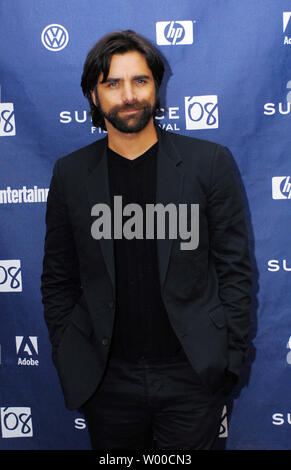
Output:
top-left (86, 138), bottom-right (116, 293)
top-left (85, 126), bottom-right (184, 298)
top-left (155, 126), bottom-right (184, 289)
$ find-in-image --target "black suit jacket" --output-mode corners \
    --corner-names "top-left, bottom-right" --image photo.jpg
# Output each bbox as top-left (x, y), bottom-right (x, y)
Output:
top-left (41, 126), bottom-right (252, 410)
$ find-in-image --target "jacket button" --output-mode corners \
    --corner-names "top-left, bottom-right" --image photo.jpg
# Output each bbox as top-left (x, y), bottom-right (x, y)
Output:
top-left (102, 337), bottom-right (109, 346)
top-left (108, 302), bottom-right (114, 309)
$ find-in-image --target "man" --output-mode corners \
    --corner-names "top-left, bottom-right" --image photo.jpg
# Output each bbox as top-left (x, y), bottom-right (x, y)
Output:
top-left (41, 30), bottom-right (252, 450)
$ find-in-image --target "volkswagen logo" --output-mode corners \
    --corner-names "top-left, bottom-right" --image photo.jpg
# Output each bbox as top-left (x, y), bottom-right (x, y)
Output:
top-left (41, 24), bottom-right (69, 51)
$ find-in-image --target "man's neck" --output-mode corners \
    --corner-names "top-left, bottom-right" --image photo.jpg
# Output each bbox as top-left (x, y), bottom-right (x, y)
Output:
top-left (106, 119), bottom-right (158, 160)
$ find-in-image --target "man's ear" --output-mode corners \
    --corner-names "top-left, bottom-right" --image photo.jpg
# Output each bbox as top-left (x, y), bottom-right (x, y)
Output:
top-left (90, 88), bottom-right (98, 107)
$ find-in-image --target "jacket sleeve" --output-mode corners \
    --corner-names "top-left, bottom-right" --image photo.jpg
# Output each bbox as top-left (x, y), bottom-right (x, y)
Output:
top-left (40, 158), bottom-right (82, 359)
top-left (207, 144), bottom-right (252, 377)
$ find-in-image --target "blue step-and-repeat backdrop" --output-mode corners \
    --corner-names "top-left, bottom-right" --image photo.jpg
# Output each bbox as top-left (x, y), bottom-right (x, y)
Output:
top-left (0, 0), bottom-right (290, 450)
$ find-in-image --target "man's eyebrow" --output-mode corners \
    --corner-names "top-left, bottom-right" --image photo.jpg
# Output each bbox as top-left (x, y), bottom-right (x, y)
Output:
top-left (102, 74), bottom-right (151, 83)
top-left (132, 74), bottom-right (151, 80)
top-left (103, 77), bottom-right (121, 83)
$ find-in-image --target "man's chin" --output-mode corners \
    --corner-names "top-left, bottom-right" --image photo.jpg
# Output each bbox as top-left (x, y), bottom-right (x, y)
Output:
top-left (115, 125), bottom-right (145, 134)
top-left (107, 116), bottom-right (152, 134)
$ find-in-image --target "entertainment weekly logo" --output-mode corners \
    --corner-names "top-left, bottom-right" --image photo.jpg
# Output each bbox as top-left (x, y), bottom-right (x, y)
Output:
top-left (0, 185), bottom-right (49, 204)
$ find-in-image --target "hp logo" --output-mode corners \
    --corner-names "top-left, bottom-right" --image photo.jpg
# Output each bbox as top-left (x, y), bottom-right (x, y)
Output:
top-left (272, 176), bottom-right (291, 199)
top-left (41, 24), bottom-right (69, 51)
top-left (156, 21), bottom-right (194, 45)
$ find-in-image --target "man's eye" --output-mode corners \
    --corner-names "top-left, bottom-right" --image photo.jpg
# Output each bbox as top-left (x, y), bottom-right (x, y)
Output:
top-left (108, 82), bottom-right (118, 88)
top-left (136, 79), bottom-right (146, 84)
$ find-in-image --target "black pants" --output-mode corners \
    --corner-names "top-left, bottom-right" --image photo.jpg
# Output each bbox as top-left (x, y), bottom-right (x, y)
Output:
top-left (81, 353), bottom-right (225, 450)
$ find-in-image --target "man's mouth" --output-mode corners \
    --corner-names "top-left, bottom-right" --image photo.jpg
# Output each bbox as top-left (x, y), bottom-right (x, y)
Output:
top-left (119, 107), bottom-right (141, 114)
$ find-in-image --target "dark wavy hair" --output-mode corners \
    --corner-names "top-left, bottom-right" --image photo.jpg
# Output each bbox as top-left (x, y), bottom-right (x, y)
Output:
top-left (81, 30), bottom-right (165, 130)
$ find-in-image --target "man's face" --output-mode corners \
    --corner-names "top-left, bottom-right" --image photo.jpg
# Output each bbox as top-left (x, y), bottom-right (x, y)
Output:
top-left (91, 51), bottom-right (158, 133)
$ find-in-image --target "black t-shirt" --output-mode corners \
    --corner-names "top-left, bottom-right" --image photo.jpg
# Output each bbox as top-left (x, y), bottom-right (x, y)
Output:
top-left (107, 141), bottom-right (184, 362)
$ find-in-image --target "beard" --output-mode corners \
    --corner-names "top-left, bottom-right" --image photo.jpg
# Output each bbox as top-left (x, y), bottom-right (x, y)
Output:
top-left (98, 99), bottom-right (157, 134)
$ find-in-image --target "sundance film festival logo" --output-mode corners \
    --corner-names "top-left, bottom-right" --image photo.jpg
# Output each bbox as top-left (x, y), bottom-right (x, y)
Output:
top-left (16, 336), bottom-right (39, 366)
top-left (59, 106), bottom-right (182, 134)
top-left (0, 260), bottom-right (22, 292)
top-left (91, 196), bottom-right (199, 251)
top-left (272, 177), bottom-right (291, 199)
top-left (0, 407), bottom-right (33, 438)
top-left (156, 21), bottom-right (194, 45)
top-left (41, 24), bottom-right (69, 51)
top-left (283, 12), bottom-right (291, 45)
top-left (272, 412), bottom-right (291, 426)
top-left (264, 81), bottom-right (291, 115)
top-left (185, 95), bottom-right (219, 130)
top-left (0, 87), bottom-right (16, 136)
top-left (267, 259), bottom-right (291, 272)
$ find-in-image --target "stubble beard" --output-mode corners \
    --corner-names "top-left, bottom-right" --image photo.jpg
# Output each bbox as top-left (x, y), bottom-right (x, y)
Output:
top-left (97, 96), bottom-right (158, 134)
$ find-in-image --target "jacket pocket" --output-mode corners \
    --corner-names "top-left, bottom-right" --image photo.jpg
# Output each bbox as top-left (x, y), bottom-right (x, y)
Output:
top-left (70, 303), bottom-right (94, 338)
top-left (208, 306), bottom-right (226, 328)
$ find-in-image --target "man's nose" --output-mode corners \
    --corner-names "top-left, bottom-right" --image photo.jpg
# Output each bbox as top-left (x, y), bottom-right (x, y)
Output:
top-left (122, 82), bottom-right (136, 104)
